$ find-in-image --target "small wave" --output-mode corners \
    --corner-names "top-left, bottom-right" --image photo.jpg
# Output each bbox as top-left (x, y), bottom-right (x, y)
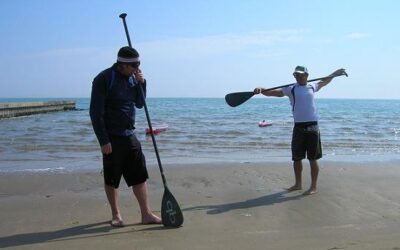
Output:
top-left (0, 167), bottom-right (66, 173)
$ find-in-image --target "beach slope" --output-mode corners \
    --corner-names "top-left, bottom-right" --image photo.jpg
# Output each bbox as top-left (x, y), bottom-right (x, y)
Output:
top-left (1, 162), bottom-right (400, 250)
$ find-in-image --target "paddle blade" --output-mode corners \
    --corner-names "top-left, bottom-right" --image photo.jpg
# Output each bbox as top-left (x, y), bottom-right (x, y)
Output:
top-left (225, 91), bottom-right (255, 107)
top-left (161, 186), bottom-right (184, 227)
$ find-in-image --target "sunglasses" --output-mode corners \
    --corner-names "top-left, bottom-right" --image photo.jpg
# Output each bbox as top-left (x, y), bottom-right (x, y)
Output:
top-left (129, 61), bottom-right (141, 69)
top-left (293, 73), bottom-right (308, 77)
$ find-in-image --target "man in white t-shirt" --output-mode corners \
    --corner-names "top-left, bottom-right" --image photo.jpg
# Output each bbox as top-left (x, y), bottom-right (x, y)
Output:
top-left (254, 66), bottom-right (346, 195)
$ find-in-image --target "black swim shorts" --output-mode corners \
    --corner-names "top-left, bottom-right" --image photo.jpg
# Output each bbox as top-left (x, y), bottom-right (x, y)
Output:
top-left (102, 134), bottom-right (149, 188)
top-left (291, 122), bottom-right (322, 161)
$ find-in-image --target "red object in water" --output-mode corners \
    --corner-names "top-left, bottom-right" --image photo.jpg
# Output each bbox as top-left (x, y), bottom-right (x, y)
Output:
top-left (146, 124), bottom-right (169, 135)
top-left (258, 120), bottom-right (272, 127)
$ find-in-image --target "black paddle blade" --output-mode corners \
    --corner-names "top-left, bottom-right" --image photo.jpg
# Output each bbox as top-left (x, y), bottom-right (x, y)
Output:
top-left (161, 186), bottom-right (184, 227)
top-left (225, 91), bottom-right (255, 107)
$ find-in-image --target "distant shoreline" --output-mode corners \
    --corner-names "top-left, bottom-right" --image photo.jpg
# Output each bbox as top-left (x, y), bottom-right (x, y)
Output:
top-left (0, 100), bottom-right (76, 119)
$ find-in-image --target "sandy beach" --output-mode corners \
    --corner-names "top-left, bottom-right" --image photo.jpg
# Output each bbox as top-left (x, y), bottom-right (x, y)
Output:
top-left (1, 161), bottom-right (400, 250)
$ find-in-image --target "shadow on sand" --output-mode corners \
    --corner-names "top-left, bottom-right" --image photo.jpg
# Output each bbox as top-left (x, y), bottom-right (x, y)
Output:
top-left (0, 221), bottom-right (133, 248)
top-left (1, 191), bottom-right (303, 247)
top-left (0, 219), bottom-right (183, 248)
top-left (183, 190), bottom-right (303, 214)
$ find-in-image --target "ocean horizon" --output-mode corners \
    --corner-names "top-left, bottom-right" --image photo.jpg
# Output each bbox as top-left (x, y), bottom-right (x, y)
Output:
top-left (0, 97), bottom-right (399, 173)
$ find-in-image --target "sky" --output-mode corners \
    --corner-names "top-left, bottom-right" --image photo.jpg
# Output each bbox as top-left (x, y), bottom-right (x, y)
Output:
top-left (0, 0), bottom-right (399, 99)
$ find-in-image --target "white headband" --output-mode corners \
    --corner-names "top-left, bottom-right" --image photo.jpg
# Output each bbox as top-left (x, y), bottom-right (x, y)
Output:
top-left (117, 56), bottom-right (140, 63)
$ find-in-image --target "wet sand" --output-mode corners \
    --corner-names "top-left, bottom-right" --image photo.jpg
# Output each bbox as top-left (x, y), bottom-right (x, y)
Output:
top-left (1, 161), bottom-right (400, 250)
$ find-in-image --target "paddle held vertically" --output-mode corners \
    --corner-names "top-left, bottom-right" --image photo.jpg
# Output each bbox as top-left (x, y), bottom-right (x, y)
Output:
top-left (119, 13), bottom-right (184, 228)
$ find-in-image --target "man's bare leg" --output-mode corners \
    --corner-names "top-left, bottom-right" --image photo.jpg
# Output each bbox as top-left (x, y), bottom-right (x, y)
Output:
top-left (132, 181), bottom-right (162, 224)
top-left (286, 160), bottom-right (303, 191)
top-left (105, 184), bottom-right (124, 226)
top-left (303, 160), bottom-right (319, 195)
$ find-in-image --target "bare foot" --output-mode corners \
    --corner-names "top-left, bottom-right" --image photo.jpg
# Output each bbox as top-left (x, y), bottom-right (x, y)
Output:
top-left (285, 185), bottom-right (302, 192)
top-left (303, 188), bottom-right (318, 196)
top-left (142, 213), bottom-right (162, 225)
top-left (110, 216), bottom-right (124, 227)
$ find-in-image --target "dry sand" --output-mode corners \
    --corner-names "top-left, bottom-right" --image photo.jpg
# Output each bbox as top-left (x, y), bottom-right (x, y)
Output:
top-left (1, 161), bottom-right (400, 250)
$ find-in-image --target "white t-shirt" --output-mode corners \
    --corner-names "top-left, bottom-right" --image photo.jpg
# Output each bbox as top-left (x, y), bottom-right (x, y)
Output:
top-left (282, 83), bottom-right (319, 123)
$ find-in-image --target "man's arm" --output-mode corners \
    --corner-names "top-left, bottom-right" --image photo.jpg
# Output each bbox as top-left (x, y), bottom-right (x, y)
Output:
top-left (89, 73), bottom-right (110, 146)
top-left (133, 69), bottom-right (147, 108)
top-left (254, 87), bottom-right (284, 97)
top-left (318, 68), bottom-right (347, 90)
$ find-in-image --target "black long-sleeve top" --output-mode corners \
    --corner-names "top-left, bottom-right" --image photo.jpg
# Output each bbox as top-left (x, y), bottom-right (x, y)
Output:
top-left (89, 64), bottom-right (146, 146)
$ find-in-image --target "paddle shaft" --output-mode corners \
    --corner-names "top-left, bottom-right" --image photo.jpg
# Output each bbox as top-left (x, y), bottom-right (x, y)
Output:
top-left (261, 75), bottom-right (337, 93)
top-left (119, 13), bottom-right (167, 186)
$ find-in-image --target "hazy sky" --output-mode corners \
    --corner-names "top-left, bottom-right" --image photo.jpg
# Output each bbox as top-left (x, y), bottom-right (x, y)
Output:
top-left (1, 0), bottom-right (399, 99)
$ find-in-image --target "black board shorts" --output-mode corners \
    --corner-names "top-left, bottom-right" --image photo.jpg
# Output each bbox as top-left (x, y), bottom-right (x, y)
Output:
top-left (102, 134), bottom-right (148, 188)
top-left (291, 122), bottom-right (322, 161)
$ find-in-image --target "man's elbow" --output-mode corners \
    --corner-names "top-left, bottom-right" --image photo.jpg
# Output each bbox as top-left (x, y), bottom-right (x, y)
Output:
top-left (135, 103), bottom-right (144, 109)
top-left (89, 109), bottom-right (95, 120)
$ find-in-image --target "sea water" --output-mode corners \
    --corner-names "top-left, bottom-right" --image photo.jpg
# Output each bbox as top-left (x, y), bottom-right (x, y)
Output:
top-left (0, 98), bottom-right (399, 172)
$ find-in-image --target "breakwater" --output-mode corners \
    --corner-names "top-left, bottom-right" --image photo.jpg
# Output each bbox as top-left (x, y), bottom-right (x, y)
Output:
top-left (0, 100), bottom-right (76, 119)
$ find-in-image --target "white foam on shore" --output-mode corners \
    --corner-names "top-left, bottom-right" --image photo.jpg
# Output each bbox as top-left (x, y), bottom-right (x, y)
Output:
top-left (0, 167), bottom-right (66, 173)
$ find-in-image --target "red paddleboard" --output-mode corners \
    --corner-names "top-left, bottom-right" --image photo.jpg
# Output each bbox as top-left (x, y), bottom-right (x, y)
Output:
top-left (146, 124), bottom-right (169, 135)
top-left (258, 120), bottom-right (272, 127)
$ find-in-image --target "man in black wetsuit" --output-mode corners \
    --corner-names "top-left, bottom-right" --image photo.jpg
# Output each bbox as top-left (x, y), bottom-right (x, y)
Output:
top-left (90, 46), bottom-right (161, 227)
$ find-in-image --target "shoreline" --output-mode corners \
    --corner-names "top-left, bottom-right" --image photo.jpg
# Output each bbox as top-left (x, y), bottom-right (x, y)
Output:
top-left (1, 161), bottom-right (400, 249)
top-left (1, 158), bottom-right (400, 174)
